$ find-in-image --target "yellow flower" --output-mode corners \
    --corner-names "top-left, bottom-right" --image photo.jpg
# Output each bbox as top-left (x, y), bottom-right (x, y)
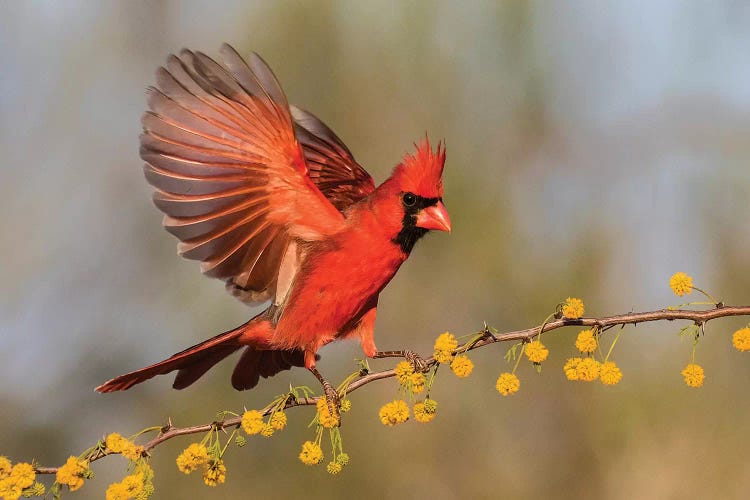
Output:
top-left (669, 272), bottom-right (693, 297)
top-left (270, 411), bottom-right (287, 430)
top-left (105, 482), bottom-right (126, 500)
top-left (450, 355), bottom-right (474, 377)
top-left (575, 329), bottom-right (597, 354)
top-left (413, 402), bottom-right (436, 423)
top-left (0, 480), bottom-right (22, 500)
top-left (202, 460), bottom-right (226, 487)
top-left (316, 399), bottom-right (340, 428)
top-left (340, 399), bottom-right (352, 413)
top-left (378, 400), bottom-right (410, 426)
top-left (133, 462), bottom-right (154, 500)
top-left (423, 398), bottom-right (438, 413)
top-left (298, 441), bottom-right (324, 466)
top-left (394, 361), bottom-right (414, 385)
top-left (22, 482), bottom-right (46, 498)
top-left (525, 340), bottom-right (549, 363)
top-left (7, 462), bottom-right (35, 490)
top-left (0, 457), bottom-right (11, 479)
top-left (176, 443), bottom-right (209, 474)
top-left (105, 433), bottom-right (143, 461)
top-left (681, 363), bottom-right (705, 388)
top-left (260, 424), bottom-right (275, 438)
top-left (599, 361), bottom-right (623, 385)
top-left (241, 410), bottom-right (264, 435)
top-left (495, 372), bottom-right (520, 396)
top-left (562, 297), bottom-right (585, 319)
top-left (732, 327), bottom-right (750, 352)
top-left (56, 456), bottom-right (88, 492)
top-left (410, 372), bottom-right (426, 393)
top-left (434, 332), bottom-right (458, 363)
top-left (576, 357), bottom-right (601, 382)
top-left (326, 461), bottom-right (343, 475)
top-left (563, 357), bottom-right (582, 380)
top-left (106, 473), bottom-right (144, 500)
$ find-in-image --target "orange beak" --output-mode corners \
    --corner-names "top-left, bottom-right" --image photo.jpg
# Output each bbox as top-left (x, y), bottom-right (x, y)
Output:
top-left (416, 201), bottom-right (451, 232)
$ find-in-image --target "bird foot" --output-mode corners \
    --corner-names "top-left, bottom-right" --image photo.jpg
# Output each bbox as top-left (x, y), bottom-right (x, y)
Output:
top-left (404, 350), bottom-right (428, 372)
top-left (322, 380), bottom-right (341, 424)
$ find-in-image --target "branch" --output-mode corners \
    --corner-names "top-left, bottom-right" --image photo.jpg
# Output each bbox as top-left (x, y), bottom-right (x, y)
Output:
top-left (33, 304), bottom-right (750, 474)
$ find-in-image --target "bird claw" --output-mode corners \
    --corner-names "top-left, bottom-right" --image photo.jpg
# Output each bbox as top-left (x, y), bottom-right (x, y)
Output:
top-left (404, 350), bottom-right (428, 372)
top-left (322, 380), bottom-right (341, 424)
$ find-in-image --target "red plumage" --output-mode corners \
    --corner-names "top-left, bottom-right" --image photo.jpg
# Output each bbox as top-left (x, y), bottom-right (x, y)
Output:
top-left (97, 44), bottom-right (450, 393)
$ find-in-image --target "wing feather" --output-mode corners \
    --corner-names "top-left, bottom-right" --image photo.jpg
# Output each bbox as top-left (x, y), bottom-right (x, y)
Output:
top-left (141, 45), bottom-right (345, 303)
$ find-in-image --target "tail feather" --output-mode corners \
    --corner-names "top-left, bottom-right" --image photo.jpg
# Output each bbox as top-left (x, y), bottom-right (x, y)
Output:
top-left (96, 324), bottom-right (246, 393)
top-left (172, 344), bottom-right (239, 390)
top-left (231, 347), bottom-right (309, 390)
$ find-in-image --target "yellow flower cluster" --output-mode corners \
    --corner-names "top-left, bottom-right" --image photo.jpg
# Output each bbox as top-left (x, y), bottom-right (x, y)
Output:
top-left (434, 332), bottom-right (458, 363)
top-left (316, 399), bottom-right (340, 428)
top-left (176, 443), bottom-right (209, 474)
top-left (340, 399), bottom-right (352, 413)
top-left (562, 297), bottom-right (585, 319)
top-left (326, 461), bottom-right (342, 475)
top-left (394, 361), bottom-right (414, 384)
top-left (56, 456), bottom-right (89, 492)
top-left (599, 361), bottom-right (623, 385)
top-left (681, 363), bottom-right (705, 388)
top-left (394, 361), bottom-right (425, 392)
top-left (177, 446), bottom-right (228, 486)
top-left (413, 398), bottom-right (438, 423)
top-left (410, 372), bottom-right (426, 393)
top-left (733, 327), bottom-right (750, 352)
top-left (270, 411), bottom-right (287, 430)
top-left (260, 424), bottom-right (275, 438)
top-left (450, 355), bottom-right (474, 377)
top-left (525, 340), bottom-right (549, 363)
top-left (0, 459), bottom-right (38, 500)
top-left (336, 453), bottom-right (350, 466)
top-left (563, 357), bottom-right (580, 380)
top-left (576, 357), bottom-right (601, 382)
top-left (105, 433), bottom-right (143, 461)
top-left (241, 410), bottom-right (264, 435)
top-left (325, 451), bottom-right (351, 474)
top-left (105, 472), bottom-right (144, 500)
top-left (378, 399), bottom-right (410, 426)
top-left (575, 329), bottom-right (597, 354)
top-left (202, 460), bottom-right (226, 487)
top-left (669, 272), bottom-right (693, 297)
top-left (563, 357), bottom-right (604, 382)
top-left (495, 372), bottom-right (520, 396)
top-left (298, 441), bottom-right (324, 466)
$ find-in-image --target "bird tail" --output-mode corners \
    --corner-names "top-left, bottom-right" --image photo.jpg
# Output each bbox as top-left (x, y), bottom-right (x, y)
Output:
top-left (96, 319), bottom-right (253, 393)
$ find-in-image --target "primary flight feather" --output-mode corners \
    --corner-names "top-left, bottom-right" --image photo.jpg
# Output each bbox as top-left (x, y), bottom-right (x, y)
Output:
top-left (97, 44), bottom-right (450, 396)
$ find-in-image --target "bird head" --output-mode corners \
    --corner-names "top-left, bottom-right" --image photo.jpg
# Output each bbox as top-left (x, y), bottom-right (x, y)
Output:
top-left (377, 137), bottom-right (451, 254)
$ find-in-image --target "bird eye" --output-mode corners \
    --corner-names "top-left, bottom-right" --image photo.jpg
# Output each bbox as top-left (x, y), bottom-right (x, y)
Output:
top-left (402, 193), bottom-right (417, 207)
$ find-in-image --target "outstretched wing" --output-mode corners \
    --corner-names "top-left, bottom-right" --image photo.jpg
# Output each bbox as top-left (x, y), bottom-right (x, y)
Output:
top-left (291, 106), bottom-right (375, 210)
top-left (141, 44), bottom-right (346, 303)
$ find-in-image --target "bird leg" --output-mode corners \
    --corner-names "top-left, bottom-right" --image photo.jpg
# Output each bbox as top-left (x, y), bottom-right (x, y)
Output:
top-left (308, 366), bottom-right (340, 422)
top-left (373, 350), bottom-right (429, 372)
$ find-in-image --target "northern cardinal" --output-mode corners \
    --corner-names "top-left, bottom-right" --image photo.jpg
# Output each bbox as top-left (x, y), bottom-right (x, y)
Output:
top-left (96, 44), bottom-right (450, 403)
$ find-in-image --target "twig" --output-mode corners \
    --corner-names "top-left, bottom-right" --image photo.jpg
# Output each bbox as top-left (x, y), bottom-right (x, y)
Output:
top-left (33, 304), bottom-right (750, 474)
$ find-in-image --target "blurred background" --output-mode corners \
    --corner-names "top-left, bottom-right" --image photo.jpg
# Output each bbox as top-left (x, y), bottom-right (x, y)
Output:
top-left (2, 1), bottom-right (750, 498)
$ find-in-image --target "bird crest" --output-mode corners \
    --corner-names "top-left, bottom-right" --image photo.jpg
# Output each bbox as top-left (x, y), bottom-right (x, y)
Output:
top-left (390, 137), bottom-right (446, 199)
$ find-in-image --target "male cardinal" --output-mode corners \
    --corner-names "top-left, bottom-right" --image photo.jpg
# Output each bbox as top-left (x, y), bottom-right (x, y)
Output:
top-left (96, 44), bottom-right (450, 406)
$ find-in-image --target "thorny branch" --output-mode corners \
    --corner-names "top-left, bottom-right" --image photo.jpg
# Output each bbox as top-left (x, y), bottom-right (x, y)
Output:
top-left (34, 304), bottom-right (750, 474)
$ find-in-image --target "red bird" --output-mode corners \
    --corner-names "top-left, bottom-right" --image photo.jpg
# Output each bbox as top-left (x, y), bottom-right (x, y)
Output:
top-left (96, 44), bottom-right (450, 403)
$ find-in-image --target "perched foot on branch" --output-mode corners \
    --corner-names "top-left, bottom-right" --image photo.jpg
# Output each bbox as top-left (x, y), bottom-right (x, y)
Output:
top-left (309, 367), bottom-right (341, 423)
top-left (374, 350), bottom-right (429, 372)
